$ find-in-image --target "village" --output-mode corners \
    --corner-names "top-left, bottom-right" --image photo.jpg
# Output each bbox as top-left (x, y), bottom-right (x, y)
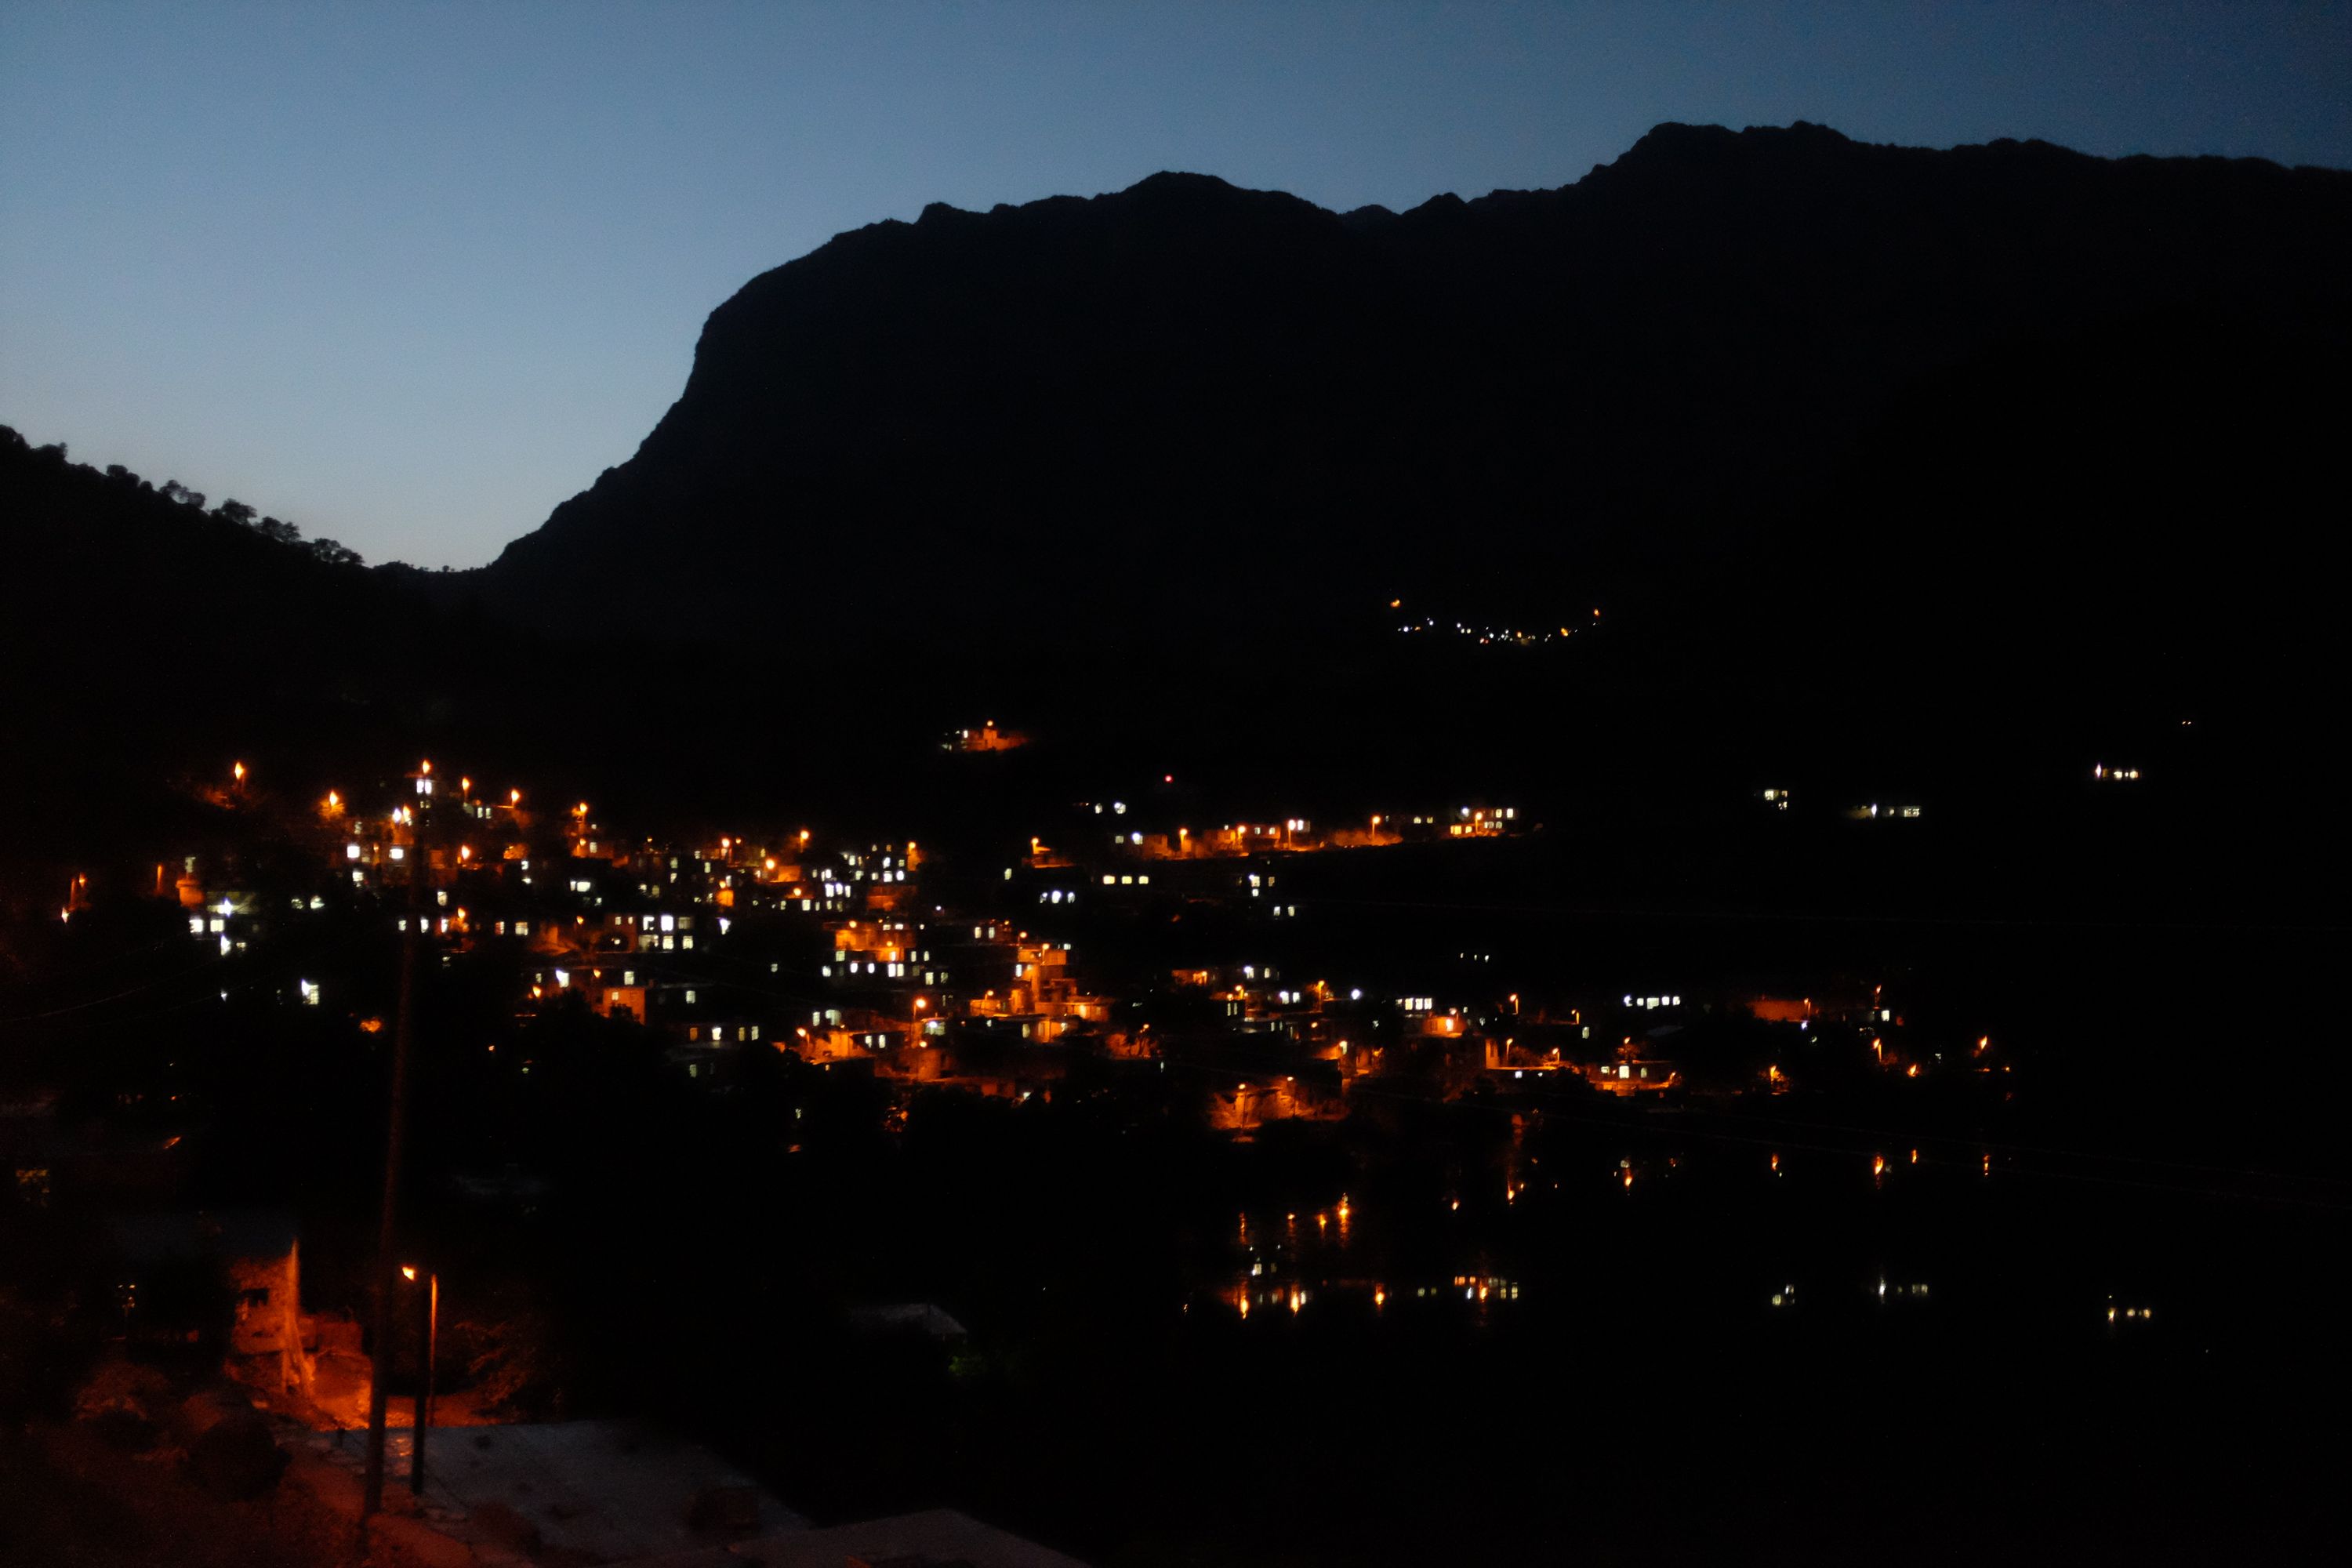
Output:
top-left (0, 752), bottom-right (2071, 1566)
top-left (127, 758), bottom-right (2005, 1126)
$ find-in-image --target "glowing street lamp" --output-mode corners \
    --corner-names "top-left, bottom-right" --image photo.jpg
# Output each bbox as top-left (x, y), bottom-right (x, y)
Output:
top-left (397, 1265), bottom-right (440, 1495)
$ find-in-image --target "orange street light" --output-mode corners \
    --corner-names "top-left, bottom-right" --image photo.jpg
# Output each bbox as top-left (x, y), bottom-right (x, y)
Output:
top-left (392, 1266), bottom-right (441, 1495)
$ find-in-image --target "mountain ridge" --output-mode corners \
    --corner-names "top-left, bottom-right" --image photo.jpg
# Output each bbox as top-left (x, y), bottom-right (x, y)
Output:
top-left (474, 118), bottom-right (2350, 648)
top-left (14, 120), bottom-right (2344, 844)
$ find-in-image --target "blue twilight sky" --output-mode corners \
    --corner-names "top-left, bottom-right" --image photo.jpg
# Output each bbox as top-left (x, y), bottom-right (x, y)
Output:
top-left (4, 2), bottom-right (2347, 568)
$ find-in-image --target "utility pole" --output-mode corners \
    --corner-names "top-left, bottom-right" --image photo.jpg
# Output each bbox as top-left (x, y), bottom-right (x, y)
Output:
top-left (363, 779), bottom-right (428, 1519)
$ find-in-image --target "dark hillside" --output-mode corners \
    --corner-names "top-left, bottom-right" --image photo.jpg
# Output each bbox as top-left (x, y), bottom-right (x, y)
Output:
top-left (478, 122), bottom-right (2350, 665)
top-left (9, 122), bottom-right (2347, 874)
top-left (0, 431), bottom-right (544, 895)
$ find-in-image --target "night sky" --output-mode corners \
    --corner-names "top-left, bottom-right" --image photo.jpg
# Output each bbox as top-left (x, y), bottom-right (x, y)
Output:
top-left (4, 1), bottom-right (2346, 568)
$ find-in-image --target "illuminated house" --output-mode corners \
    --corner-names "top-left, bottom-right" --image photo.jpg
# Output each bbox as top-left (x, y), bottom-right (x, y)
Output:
top-left (1209, 1067), bottom-right (1346, 1131)
top-left (183, 886), bottom-right (263, 956)
top-left (1443, 806), bottom-right (1519, 838)
top-left (822, 919), bottom-right (931, 986)
top-left (1585, 1058), bottom-right (1679, 1095)
top-left (945, 720), bottom-right (1029, 752)
top-left (629, 909), bottom-right (705, 953)
top-left (109, 1210), bottom-right (314, 1396)
top-left (1585, 1036), bottom-right (1680, 1096)
top-left (786, 1008), bottom-right (921, 1063)
top-left (1482, 1031), bottom-right (1583, 1073)
top-left (1747, 995), bottom-right (1817, 1025)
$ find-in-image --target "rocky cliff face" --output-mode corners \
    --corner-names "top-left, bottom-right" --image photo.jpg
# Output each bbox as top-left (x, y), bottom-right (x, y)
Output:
top-left (474, 121), bottom-right (2350, 655)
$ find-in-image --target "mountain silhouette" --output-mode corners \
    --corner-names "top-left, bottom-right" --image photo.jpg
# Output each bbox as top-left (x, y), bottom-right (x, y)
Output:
top-left (9, 122), bottom-right (2347, 859)
top-left (473, 122), bottom-right (2349, 666)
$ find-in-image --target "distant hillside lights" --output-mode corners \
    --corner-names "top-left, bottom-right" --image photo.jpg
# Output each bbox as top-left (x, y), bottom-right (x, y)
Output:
top-left (2091, 764), bottom-right (2142, 782)
top-left (1391, 601), bottom-right (1601, 648)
